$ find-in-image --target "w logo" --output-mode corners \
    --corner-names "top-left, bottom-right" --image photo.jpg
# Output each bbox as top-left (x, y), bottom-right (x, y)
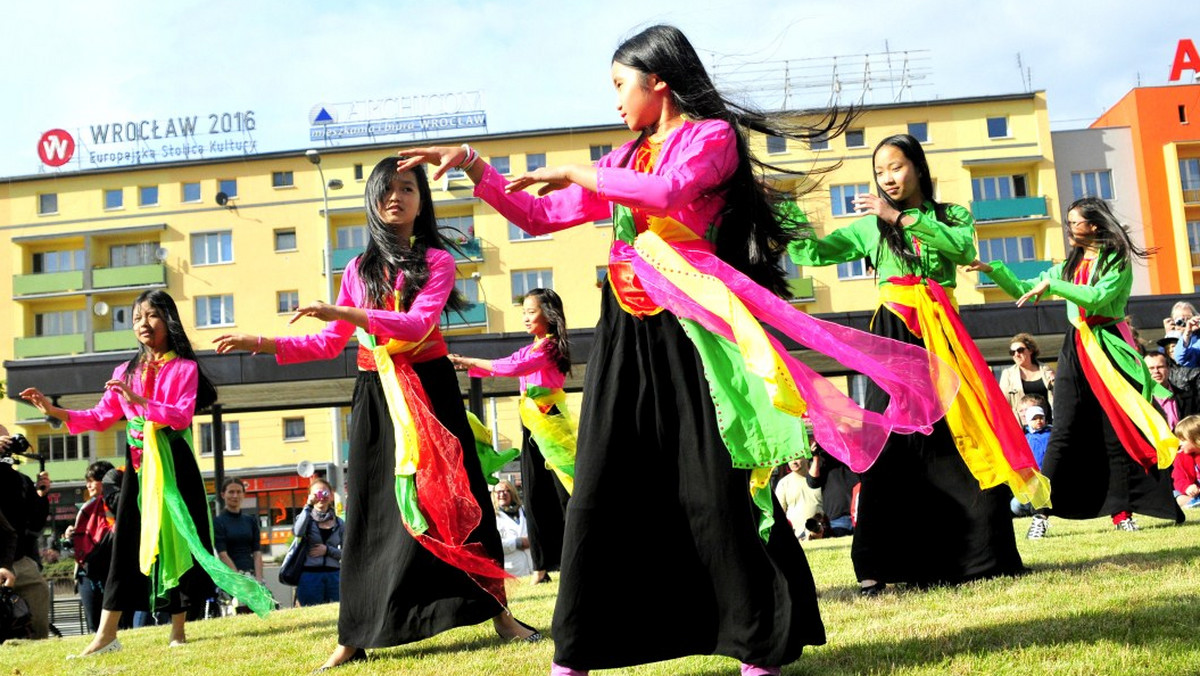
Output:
top-left (38, 129), bottom-right (75, 167)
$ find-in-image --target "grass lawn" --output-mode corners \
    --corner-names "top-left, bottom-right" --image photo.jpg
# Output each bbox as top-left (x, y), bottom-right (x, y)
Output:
top-left (4, 515), bottom-right (1198, 675)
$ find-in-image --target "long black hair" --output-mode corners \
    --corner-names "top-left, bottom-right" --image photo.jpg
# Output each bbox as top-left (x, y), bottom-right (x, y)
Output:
top-left (525, 288), bottom-right (572, 375)
top-left (611, 24), bottom-right (853, 297)
top-left (121, 289), bottom-right (217, 411)
top-left (359, 157), bottom-right (467, 313)
top-left (870, 134), bottom-right (968, 272)
top-left (1060, 196), bottom-right (1151, 281)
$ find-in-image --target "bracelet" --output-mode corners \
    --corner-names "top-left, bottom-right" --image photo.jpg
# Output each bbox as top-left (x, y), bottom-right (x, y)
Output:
top-left (252, 335), bottom-right (263, 355)
top-left (457, 144), bottom-right (480, 172)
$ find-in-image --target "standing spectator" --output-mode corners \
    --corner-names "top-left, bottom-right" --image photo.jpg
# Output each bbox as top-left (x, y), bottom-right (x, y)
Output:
top-left (65, 461), bottom-right (115, 632)
top-left (492, 480), bottom-right (533, 577)
top-left (214, 478), bottom-right (263, 613)
top-left (293, 479), bottom-right (343, 607)
top-left (775, 457), bottom-right (823, 541)
top-left (1146, 351), bottom-right (1200, 429)
top-left (1166, 302), bottom-right (1200, 366)
top-left (1172, 415), bottom-right (1200, 509)
top-left (0, 427), bottom-right (51, 640)
top-left (806, 447), bottom-right (857, 538)
top-left (999, 333), bottom-right (1055, 424)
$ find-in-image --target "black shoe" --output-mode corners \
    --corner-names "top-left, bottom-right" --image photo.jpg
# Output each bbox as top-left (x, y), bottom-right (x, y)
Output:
top-left (512, 618), bottom-right (543, 643)
top-left (312, 648), bottom-right (367, 673)
top-left (859, 582), bottom-right (886, 597)
top-left (535, 573), bottom-right (552, 584)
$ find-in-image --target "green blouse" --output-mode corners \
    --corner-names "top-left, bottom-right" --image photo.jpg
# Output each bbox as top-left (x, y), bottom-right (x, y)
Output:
top-left (787, 202), bottom-right (976, 288)
top-left (987, 252), bottom-right (1132, 321)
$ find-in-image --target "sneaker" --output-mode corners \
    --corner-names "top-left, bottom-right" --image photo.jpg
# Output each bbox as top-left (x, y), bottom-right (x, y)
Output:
top-left (1115, 517), bottom-right (1140, 532)
top-left (1026, 515), bottom-right (1049, 539)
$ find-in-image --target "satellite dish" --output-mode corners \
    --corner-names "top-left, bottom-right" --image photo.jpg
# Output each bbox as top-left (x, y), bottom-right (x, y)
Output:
top-left (215, 191), bottom-right (229, 206)
top-left (297, 460), bottom-right (315, 478)
top-left (155, 246), bottom-right (168, 262)
top-left (93, 301), bottom-right (110, 317)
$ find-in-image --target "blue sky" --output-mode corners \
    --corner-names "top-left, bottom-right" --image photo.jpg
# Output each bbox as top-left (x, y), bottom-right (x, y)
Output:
top-left (2, 0), bottom-right (1197, 179)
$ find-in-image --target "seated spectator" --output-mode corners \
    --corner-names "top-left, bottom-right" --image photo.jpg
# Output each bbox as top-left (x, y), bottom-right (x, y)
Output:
top-left (1172, 415), bottom-right (1200, 510)
top-left (774, 457), bottom-right (823, 540)
top-left (492, 480), bottom-right (533, 578)
top-left (806, 445), bottom-right (857, 537)
top-left (1147, 351), bottom-right (1200, 429)
top-left (1167, 302), bottom-right (1200, 367)
top-left (1011, 406), bottom-right (1051, 516)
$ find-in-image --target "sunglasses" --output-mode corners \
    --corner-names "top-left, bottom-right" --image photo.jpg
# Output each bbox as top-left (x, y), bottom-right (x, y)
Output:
top-left (1010, 347), bottom-right (1028, 355)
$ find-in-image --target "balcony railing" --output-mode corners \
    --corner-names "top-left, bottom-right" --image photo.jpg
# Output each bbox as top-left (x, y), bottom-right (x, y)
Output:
top-left (440, 302), bottom-right (487, 329)
top-left (95, 329), bottom-right (140, 352)
top-left (1183, 188), bottom-right (1200, 204)
top-left (332, 247), bottom-right (362, 272)
top-left (13, 270), bottom-right (85, 296)
top-left (786, 276), bottom-right (816, 302)
top-left (450, 237), bottom-right (483, 263)
top-left (93, 263), bottom-right (166, 288)
top-left (971, 196), bottom-right (1048, 223)
top-left (978, 259), bottom-right (1055, 287)
top-left (15, 333), bottom-right (85, 359)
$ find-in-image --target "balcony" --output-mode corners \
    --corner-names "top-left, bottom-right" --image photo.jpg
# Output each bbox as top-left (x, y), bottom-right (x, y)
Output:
top-left (441, 302), bottom-right (487, 329)
top-left (95, 329), bottom-right (139, 352)
top-left (786, 276), bottom-right (816, 302)
top-left (451, 237), bottom-right (483, 263)
top-left (332, 247), bottom-right (362, 272)
top-left (94, 263), bottom-right (166, 289)
top-left (15, 333), bottom-right (85, 359)
top-left (971, 196), bottom-right (1049, 223)
top-left (1184, 188), bottom-right (1200, 204)
top-left (13, 270), bottom-right (85, 296)
top-left (977, 260), bottom-right (1055, 287)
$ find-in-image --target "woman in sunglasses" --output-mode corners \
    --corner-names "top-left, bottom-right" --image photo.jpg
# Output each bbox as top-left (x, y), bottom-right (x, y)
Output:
top-left (999, 333), bottom-right (1055, 424)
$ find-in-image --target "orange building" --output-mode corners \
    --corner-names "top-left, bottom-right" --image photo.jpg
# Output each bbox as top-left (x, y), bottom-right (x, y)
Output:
top-left (1090, 84), bottom-right (1200, 293)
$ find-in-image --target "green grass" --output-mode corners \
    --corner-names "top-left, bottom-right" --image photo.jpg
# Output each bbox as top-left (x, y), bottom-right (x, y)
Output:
top-left (4, 516), bottom-right (1199, 675)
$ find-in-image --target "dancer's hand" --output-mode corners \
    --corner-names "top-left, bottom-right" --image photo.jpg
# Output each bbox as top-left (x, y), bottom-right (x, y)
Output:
top-left (213, 333), bottom-right (255, 354)
top-left (506, 166), bottom-right (580, 196)
top-left (964, 260), bottom-right (993, 274)
top-left (852, 193), bottom-right (901, 225)
top-left (290, 301), bottom-right (341, 325)
top-left (19, 387), bottom-right (52, 413)
top-left (105, 379), bottom-right (148, 407)
top-left (1016, 280), bottom-right (1051, 307)
top-left (447, 354), bottom-right (471, 370)
top-left (395, 146), bottom-right (466, 180)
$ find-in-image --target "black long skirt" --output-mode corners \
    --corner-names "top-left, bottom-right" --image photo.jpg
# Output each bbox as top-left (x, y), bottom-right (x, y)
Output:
top-left (1040, 325), bottom-right (1183, 522)
top-left (103, 434), bottom-right (215, 614)
top-left (852, 309), bottom-right (1024, 585)
top-left (552, 286), bottom-right (825, 670)
top-left (520, 426), bottom-right (569, 572)
top-left (338, 359), bottom-right (504, 648)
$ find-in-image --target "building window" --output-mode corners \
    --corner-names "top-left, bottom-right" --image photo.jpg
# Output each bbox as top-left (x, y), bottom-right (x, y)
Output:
top-left (192, 231), bottom-right (234, 265)
top-left (454, 277), bottom-right (480, 304)
top-left (491, 156), bottom-right (510, 174)
top-left (38, 193), bottom-right (58, 215)
top-left (109, 242), bottom-right (157, 268)
top-left (836, 259), bottom-right (872, 280)
top-left (526, 153), bottom-right (546, 172)
top-left (1180, 159), bottom-right (1200, 203)
top-left (845, 129), bottom-right (866, 148)
top-left (199, 421), bottom-right (241, 455)
top-left (353, 164), bottom-right (363, 180)
top-left (589, 145), bottom-right (613, 162)
top-left (336, 225), bottom-right (367, 250)
top-left (35, 310), bottom-right (86, 336)
top-left (809, 133), bottom-right (829, 151)
top-left (907, 122), bottom-right (929, 143)
top-left (511, 269), bottom-right (553, 304)
top-left (38, 434), bottom-right (90, 462)
top-left (509, 222), bottom-right (550, 241)
top-left (196, 295), bottom-right (235, 327)
top-left (830, 183), bottom-right (871, 216)
top-left (182, 182), bottom-right (201, 203)
top-left (440, 215), bottom-right (475, 240)
top-left (596, 266), bottom-right (608, 288)
top-left (1071, 170), bottom-right (1114, 201)
top-left (972, 175), bottom-right (1027, 201)
top-left (766, 135), bottom-right (787, 154)
top-left (139, 185), bottom-right (158, 206)
top-left (978, 236), bottom-right (1036, 264)
top-left (275, 229), bottom-right (297, 251)
top-left (277, 290), bottom-right (299, 314)
top-left (272, 171), bottom-right (294, 188)
top-left (32, 249), bottom-right (84, 273)
top-left (1187, 221), bottom-right (1200, 267)
top-left (1180, 104), bottom-right (1188, 125)
top-left (218, 178), bottom-right (238, 199)
top-left (986, 116), bottom-right (1009, 139)
top-left (283, 417), bottom-right (306, 441)
top-left (104, 188), bottom-right (124, 210)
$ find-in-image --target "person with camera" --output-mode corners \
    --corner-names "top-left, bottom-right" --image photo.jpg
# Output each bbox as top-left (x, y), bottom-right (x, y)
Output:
top-left (64, 461), bottom-right (115, 632)
top-left (1164, 302), bottom-right (1200, 366)
top-left (0, 426), bottom-right (51, 639)
top-left (293, 479), bottom-right (343, 607)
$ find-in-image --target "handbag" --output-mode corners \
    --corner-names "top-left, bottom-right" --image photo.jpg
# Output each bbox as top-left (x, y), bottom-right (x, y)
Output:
top-left (0, 587), bottom-right (33, 644)
top-left (278, 535), bottom-right (306, 586)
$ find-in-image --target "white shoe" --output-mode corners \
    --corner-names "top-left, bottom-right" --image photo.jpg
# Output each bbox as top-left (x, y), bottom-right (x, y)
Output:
top-left (1026, 515), bottom-right (1049, 539)
top-left (67, 637), bottom-right (122, 659)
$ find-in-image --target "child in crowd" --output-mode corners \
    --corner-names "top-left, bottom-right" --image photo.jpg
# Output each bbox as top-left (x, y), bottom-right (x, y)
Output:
top-left (1012, 397), bottom-right (1052, 516)
top-left (1172, 415), bottom-right (1200, 510)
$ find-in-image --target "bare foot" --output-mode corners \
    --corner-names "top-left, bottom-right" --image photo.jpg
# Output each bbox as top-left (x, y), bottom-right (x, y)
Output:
top-left (318, 644), bottom-right (362, 670)
top-left (493, 611), bottom-right (540, 641)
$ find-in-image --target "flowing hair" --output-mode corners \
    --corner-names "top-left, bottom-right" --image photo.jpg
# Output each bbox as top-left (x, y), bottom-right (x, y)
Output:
top-left (869, 134), bottom-right (968, 273)
top-left (121, 289), bottom-right (217, 411)
top-left (525, 288), bottom-right (572, 375)
top-left (1060, 196), bottom-right (1151, 281)
top-left (611, 24), bottom-right (853, 297)
top-left (358, 157), bottom-right (467, 314)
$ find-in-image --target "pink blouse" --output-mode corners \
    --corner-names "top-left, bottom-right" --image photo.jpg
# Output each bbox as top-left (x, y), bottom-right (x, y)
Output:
top-left (66, 357), bottom-right (199, 434)
top-left (473, 118), bottom-right (738, 241)
top-left (467, 340), bottom-right (564, 393)
top-left (274, 249), bottom-right (456, 365)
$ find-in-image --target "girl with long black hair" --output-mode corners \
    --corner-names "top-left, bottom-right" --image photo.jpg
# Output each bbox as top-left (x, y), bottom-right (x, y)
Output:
top-left (449, 288), bottom-right (575, 584)
top-left (214, 158), bottom-right (538, 671)
top-left (789, 133), bottom-right (1046, 594)
top-left (969, 197), bottom-right (1183, 535)
top-left (22, 290), bottom-right (273, 657)
top-left (398, 26), bottom-right (954, 675)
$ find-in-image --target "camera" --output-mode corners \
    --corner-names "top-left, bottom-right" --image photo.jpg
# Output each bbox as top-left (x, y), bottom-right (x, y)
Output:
top-left (313, 489), bottom-right (330, 502)
top-left (1174, 318), bottom-right (1187, 327)
top-left (0, 434), bottom-right (31, 463)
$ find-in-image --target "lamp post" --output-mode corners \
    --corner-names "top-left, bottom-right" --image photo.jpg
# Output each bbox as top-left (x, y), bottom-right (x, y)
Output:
top-left (305, 149), bottom-right (345, 491)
